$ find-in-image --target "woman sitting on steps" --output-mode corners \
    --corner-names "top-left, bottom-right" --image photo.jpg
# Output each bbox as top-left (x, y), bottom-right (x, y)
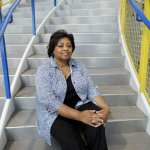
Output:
top-left (35, 29), bottom-right (110, 150)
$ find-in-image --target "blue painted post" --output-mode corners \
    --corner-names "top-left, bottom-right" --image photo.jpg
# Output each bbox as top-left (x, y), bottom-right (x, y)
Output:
top-left (54, 0), bottom-right (57, 6)
top-left (0, 9), bottom-right (11, 99)
top-left (31, 0), bottom-right (36, 35)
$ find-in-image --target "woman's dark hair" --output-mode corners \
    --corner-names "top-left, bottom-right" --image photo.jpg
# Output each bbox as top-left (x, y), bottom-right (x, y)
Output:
top-left (47, 29), bottom-right (75, 57)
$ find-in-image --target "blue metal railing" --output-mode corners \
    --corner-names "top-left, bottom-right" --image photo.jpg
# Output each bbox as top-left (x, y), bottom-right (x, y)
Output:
top-left (54, 0), bottom-right (57, 6)
top-left (31, 0), bottom-right (36, 35)
top-left (0, 11), bottom-right (11, 99)
top-left (129, 0), bottom-right (150, 29)
top-left (0, 0), bottom-right (58, 100)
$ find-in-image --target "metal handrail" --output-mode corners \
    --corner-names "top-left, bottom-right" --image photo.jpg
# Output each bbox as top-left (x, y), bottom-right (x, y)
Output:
top-left (0, 0), bottom-right (22, 100)
top-left (129, 0), bottom-right (150, 29)
top-left (31, 0), bottom-right (36, 35)
top-left (0, 0), bottom-right (58, 100)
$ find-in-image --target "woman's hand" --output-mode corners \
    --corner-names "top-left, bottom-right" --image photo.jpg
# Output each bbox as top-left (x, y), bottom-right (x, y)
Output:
top-left (78, 110), bottom-right (104, 128)
top-left (95, 109), bottom-right (109, 123)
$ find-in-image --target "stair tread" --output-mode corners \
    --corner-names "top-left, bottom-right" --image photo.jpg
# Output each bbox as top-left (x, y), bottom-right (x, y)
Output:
top-left (29, 53), bottom-right (122, 59)
top-left (50, 15), bottom-right (117, 18)
top-left (6, 106), bottom-right (145, 128)
top-left (49, 16), bottom-right (117, 24)
top-left (45, 24), bottom-right (118, 31)
top-left (4, 134), bottom-right (150, 150)
top-left (15, 85), bottom-right (136, 98)
top-left (22, 67), bottom-right (129, 76)
top-left (0, 99), bottom-right (5, 117)
top-left (45, 24), bottom-right (118, 26)
top-left (0, 68), bottom-right (16, 75)
top-left (41, 33), bottom-right (119, 35)
top-left (34, 43), bottom-right (120, 46)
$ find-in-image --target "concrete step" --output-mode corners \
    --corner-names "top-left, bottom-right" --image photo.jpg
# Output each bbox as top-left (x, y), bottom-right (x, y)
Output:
top-left (5, 34), bottom-right (32, 44)
top-left (0, 53), bottom-right (124, 71)
top-left (6, 43), bottom-right (120, 58)
top-left (4, 138), bottom-right (60, 150)
top-left (0, 84), bottom-right (6, 98)
top-left (0, 67), bottom-right (16, 76)
top-left (11, 17), bottom-right (42, 25)
top-left (20, 67), bottom-right (129, 86)
top-left (44, 24), bottom-right (118, 33)
top-left (0, 67), bottom-right (129, 86)
top-left (21, 0), bottom-right (52, 6)
top-left (63, 1), bottom-right (119, 9)
top-left (14, 85), bottom-right (137, 109)
top-left (27, 55), bottom-right (124, 69)
top-left (0, 99), bottom-right (5, 117)
top-left (80, 0), bottom-right (118, 3)
top-left (48, 16), bottom-right (118, 25)
top-left (5, 44), bottom-right (33, 57)
top-left (5, 106), bottom-right (146, 140)
top-left (33, 43), bottom-right (120, 55)
top-left (53, 8), bottom-right (118, 17)
top-left (13, 11), bottom-right (48, 18)
top-left (0, 58), bottom-right (20, 73)
top-left (15, 6), bottom-right (50, 12)
top-left (6, 25), bottom-right (32, 34)
top-left (39, 33), bottom-right (119, 44)
top-left (33, 49), bottom-right (122, 57)
top-left (4, 132), bottom-right (150, 150)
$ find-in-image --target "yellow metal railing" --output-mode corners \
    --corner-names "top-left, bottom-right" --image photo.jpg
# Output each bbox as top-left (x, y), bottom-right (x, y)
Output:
top-left (120, 0), bottom-right (150, 104)
top-left (0, 0), bottom-right (14, 7)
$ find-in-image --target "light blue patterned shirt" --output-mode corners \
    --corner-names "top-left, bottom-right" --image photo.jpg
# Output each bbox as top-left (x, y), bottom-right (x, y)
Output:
top-left (35, 56), bottom-right (101, 146)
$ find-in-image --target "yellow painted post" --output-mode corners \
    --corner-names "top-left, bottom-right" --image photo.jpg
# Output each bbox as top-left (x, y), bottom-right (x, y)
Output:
top-left (120, 0), bottom-right (127, 33)
top-left (138, 0), bottom-right (150, 104)
top-left (145, 0), bottom-right (150, 104)
top-left (0, 0), bottom-right (2, 7)
top-left (0, 0), bottom-right (14, 7)
top-left (138, 27), bottom-right (149, 90)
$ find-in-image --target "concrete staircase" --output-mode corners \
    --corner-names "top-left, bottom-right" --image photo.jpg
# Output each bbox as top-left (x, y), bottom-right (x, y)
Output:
top-left (1, 0), bottom-right (150, 149)
top-left (0, 0), bottom-right (52, 117)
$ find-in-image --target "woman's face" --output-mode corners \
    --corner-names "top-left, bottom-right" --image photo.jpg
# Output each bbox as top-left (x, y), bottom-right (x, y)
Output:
top-left (53, 37), bottom-right (73, 61)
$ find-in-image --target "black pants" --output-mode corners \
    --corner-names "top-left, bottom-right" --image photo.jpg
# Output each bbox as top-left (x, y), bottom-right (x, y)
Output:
top-left (50, 102), bottom-right (108, 150)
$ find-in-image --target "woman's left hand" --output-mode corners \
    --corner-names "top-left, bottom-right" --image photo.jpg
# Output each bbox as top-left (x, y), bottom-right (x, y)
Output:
top-left (95, 109), bottom-right (109, 123)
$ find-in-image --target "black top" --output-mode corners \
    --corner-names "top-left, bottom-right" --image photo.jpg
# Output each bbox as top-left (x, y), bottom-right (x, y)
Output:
top-left (63, 74), bottom-right (81, 108)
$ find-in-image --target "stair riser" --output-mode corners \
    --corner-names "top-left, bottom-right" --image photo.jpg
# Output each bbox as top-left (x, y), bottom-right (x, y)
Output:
top-left (15, 7), bottom-right (50, 12)
top-left (6, 45), bottom-right (121, 58)
top-left (5, 119), bottom-right (146, 141)
top-left (14, 11), bottom-right (48, 18)
top-left (21, 74), bottom-right (129, 86)
top-left (6, 26), bottom-right (32, 34)
top-left (53, 9), bottom-right (118, 17)
top-left (14, 95), bottom-right (137, 110)
top-left (34, 52), bottom-right (122, 57)
top-left (5, 35), bottom-right (32, 44)
top-left (105, 95), bottom-right (137, 106)
top-left (49, 16), bottom-right (118, 25)
top-left (28, 58), bottom-right (124, 68)
top-left (39, 34), bottom-right (119, 44)
top-left (0, 76), bottom-right (13, 88)
top-left (0, 57), bottom-right (124, 74)
top-left (80, 0), bottom-right (118, 3)
top-left (0, 59), bottom-right (20, 70)
top-left (33, 44), bottom-right (121, 55)
top-left (5, 45), bottom-right (34, 58)
top-left (45, 24), bottom-right (119, 33)
top-left (63, 1), bottom-right (119, 9)
top-left (11, 18), bottom-right (41, 25)
top-left (6, 26), bottom-right (44, 34)
top-left (0, 100), bottom-right (5, 117)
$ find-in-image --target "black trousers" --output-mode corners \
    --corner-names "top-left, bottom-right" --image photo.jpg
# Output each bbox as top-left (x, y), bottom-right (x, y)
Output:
top-left (50, 101), bottom-right (108, 150)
